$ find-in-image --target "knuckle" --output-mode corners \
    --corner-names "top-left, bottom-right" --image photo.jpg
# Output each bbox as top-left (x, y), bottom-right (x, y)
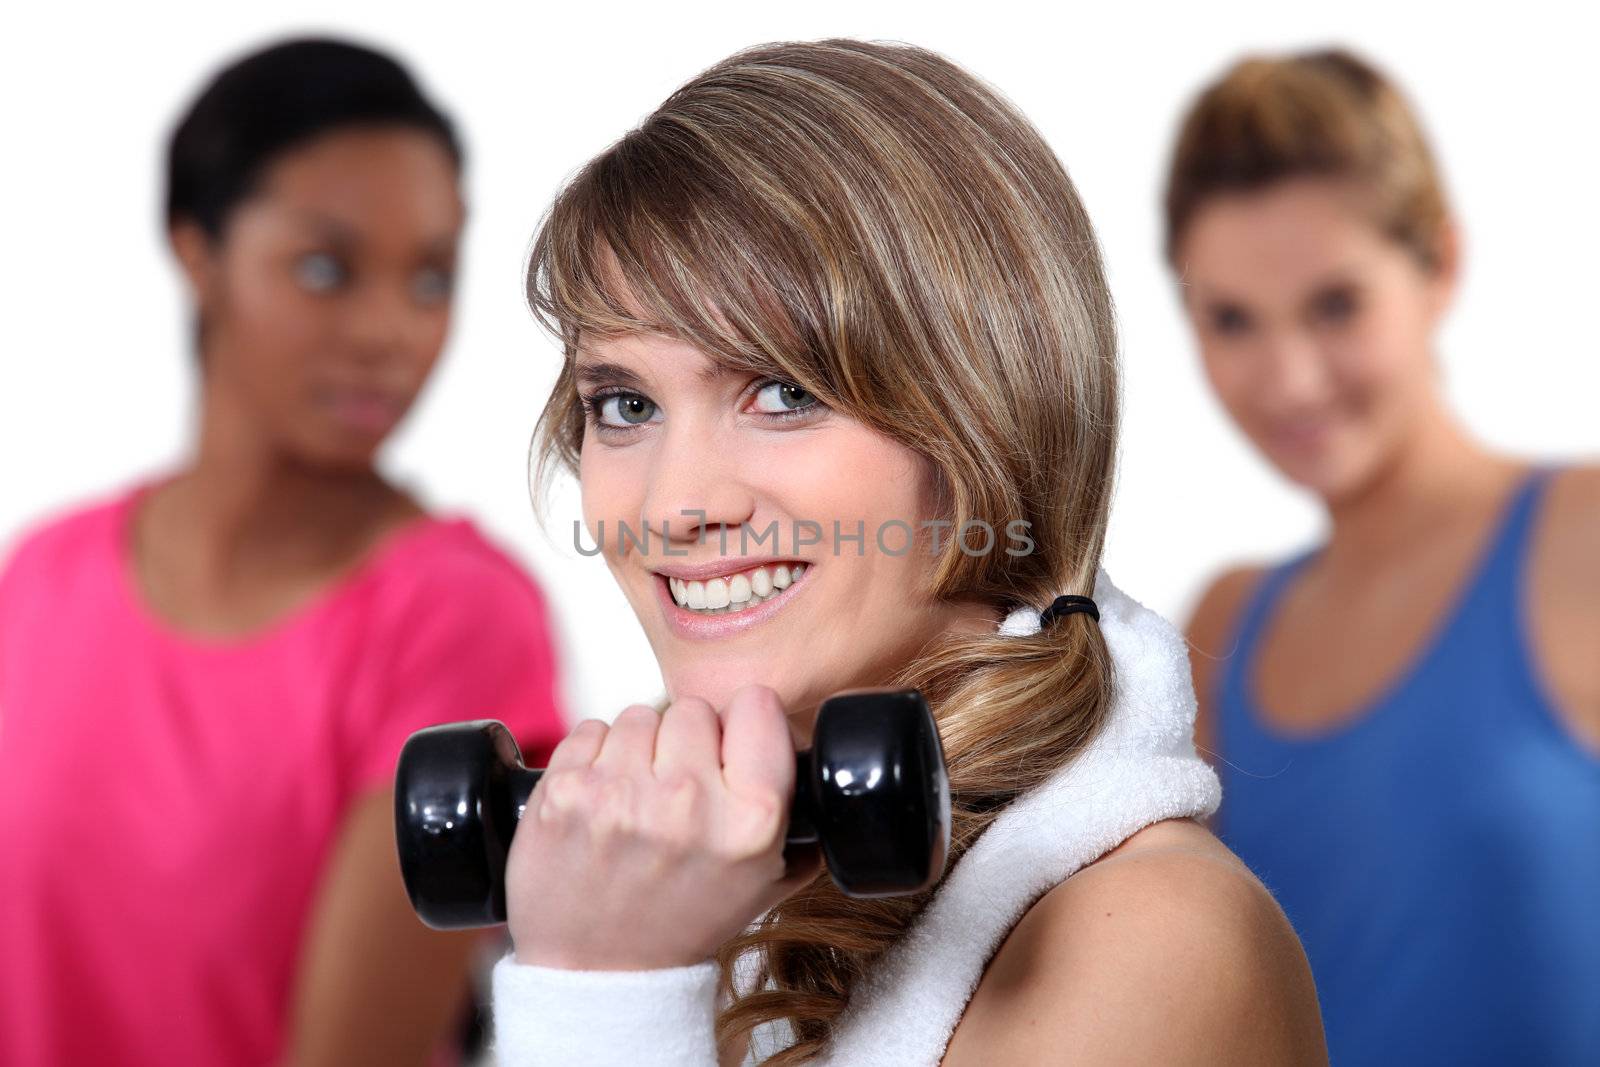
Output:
top-left (639, 776), bottom-right (704, 850)
top-left (723, 791), bottom-right (787, 859)
top-left (748, 791), bottom-right (787, 840)
top-left (587, 774), bottom-right (641, 837)
top-left (659, 772), bottom-right (706, 817)
top-left (536, 768), bottom-right (598, 822)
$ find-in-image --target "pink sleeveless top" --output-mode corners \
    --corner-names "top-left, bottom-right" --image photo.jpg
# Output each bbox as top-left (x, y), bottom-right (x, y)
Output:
top-left (0, 481), bottom-right (568, 1066)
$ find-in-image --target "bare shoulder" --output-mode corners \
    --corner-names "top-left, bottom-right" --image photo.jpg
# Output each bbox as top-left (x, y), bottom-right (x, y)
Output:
top-left (1528, 463), bottom-right (1600, 752)
top-left (1539, 465), bottom-right (1600, 581)
top-left (1185, 565), bottom-right (1268, 654)
top-left (1183, 565), bottom-right (1267, 758)
top-left (943, 819), bottom-right (1326, 1067)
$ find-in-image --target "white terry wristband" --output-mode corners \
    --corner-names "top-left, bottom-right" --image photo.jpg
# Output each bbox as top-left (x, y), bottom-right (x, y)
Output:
top-left (491, 953), bottom-right (721, 1067)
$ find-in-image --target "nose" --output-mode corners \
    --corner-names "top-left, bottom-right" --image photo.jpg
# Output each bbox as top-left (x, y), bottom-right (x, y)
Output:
top-left (1256, 327), bottom-right (1332, 411)
top-left (341, 277), bottom-right (433, 368)
top-left (638, 420), bottom-right (758, 559)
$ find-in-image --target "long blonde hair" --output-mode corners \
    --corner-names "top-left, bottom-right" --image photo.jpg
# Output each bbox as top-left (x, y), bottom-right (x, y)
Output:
top-left (527, 39), bottom-right (1120, 1062)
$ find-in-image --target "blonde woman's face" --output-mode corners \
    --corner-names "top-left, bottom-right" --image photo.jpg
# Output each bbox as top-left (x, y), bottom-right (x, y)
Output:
top-left (575, 330), bottom-right (984, 728)
top-left (1175, 178), bottom-right (1455, 502)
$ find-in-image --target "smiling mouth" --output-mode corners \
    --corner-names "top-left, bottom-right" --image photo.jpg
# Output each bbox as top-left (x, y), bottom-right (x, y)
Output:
top-left (660, 562), bottom-right (809, 616)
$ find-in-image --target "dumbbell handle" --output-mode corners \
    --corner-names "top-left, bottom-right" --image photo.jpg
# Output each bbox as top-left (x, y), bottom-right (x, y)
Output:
top-left (503, 750), bottom-right (821, 843)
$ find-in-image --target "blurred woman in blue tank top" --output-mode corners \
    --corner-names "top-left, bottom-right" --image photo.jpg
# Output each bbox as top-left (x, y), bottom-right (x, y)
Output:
top-left (1165, 49), bottom-right (1600, 1066)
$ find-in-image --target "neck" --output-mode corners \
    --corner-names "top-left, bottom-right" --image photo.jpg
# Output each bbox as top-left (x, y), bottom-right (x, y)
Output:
top-left (1320, 397), bottom-right (1522, 570)
top-left (155, 376), bottom-right (412, 570)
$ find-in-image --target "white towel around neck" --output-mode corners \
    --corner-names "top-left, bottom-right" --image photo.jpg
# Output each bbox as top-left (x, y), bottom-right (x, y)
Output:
top-left (491, 572), bottom-right (1221, 1067)
top-left (744, 570), bottom-right (1223, 1065)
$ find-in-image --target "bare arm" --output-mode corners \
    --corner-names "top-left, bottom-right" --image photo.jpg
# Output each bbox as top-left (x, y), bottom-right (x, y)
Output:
top-left (943, 822), bottom-right (1326, 1066)
top-left (282, 787), bottom-right (485, 1067)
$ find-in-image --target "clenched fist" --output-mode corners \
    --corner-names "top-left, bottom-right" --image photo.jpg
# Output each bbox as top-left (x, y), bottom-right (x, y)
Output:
top-left (506, 684), bottom-right (820, 970)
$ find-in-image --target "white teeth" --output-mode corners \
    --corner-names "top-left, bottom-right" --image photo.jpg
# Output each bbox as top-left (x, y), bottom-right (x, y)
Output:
top-left (664, 563), bottom-right (809, 616)
top-left (750, 567), bottom-right (772, 596)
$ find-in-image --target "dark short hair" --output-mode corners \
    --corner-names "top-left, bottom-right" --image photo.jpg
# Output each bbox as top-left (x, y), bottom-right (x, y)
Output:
top-left (165, 36), bottom-right (463, 239)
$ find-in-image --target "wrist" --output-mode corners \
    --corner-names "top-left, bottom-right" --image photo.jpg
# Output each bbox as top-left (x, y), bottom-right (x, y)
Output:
top-left (493, 953), bottom-right (721, 1065)
top-left (512, 942), bottom-right (715, 971)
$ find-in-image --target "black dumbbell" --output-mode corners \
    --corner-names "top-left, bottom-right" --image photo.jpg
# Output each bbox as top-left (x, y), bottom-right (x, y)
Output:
top-left (394, 688), bottom-right (950, 929)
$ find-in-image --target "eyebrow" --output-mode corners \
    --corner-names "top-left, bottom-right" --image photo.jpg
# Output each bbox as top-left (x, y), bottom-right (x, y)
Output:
top-left (1191, 263), bottom-right (1367, 305)
top-left (573, 357), bottom-right (735, 391)
top-left (291, 212), bottom-right (360, 245)
top-left (290, 212), bottom-right (458, 257)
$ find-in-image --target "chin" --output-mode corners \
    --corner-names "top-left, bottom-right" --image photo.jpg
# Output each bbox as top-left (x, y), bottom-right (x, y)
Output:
top-left (295, 434), bottom-right (383, 473)
top-left (1269, 443), bottom-right (1384, 505)
top-left (661, 659), bottom-right (817, 717)
top-left (664, 661), bottom-right (769, 704)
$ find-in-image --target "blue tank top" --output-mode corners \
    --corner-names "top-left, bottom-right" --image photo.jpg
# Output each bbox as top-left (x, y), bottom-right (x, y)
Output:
top-left (1216, 468), bottom-right (1600, 1066)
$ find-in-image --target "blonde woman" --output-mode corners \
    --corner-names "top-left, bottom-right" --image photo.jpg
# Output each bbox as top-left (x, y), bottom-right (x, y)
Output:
top-left (491, 40), bottom-right (1326, 1065)
top-left (1171, 51), bottom-right (1600, 1065)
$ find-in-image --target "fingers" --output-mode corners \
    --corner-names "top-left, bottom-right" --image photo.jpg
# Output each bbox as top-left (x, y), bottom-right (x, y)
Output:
top-left (543, 718), bottom-right (609, 772)
top-left (720, 684), bottom-right (796, 801)
top-left (592, 703), bottom-right (662, 773)
top-left (652, 696), bottom-right (722, 780)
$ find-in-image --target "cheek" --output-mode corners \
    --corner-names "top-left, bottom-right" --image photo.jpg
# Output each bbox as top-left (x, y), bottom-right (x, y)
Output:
top-left (1199, 343), bottom-right (1260, 420)
top-left (782, 431), bottom-right (928, 540)
top-left (579, 442), bottom-right (636, 543)
top-left (403, 311), bottom-right (452, 374)
top-left (812, 439), bottom-right (938, 607)
top-left (216, 270), bottom-right (328, 374)
top-left (1334, 305), bottom-right (1434, 411)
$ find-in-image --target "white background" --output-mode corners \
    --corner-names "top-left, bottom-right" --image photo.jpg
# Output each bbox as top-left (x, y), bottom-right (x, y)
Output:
top-left (2, 1), bottom-right (1595, 724)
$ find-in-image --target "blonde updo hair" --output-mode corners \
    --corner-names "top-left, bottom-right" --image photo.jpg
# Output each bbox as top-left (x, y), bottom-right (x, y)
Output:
top-left (527, 39), bottom-right (1119, 1062)
top-left (1164, 47), bottom-right (1451, 271)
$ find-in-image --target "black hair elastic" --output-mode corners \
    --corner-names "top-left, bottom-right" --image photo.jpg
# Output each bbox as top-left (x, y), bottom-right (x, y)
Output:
top-left (1038, 594), bottom-right (1099, 627)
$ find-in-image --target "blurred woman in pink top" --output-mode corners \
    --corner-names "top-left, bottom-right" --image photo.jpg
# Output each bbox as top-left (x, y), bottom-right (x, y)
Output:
top-left (0, 37), bottom-right (567, 1067)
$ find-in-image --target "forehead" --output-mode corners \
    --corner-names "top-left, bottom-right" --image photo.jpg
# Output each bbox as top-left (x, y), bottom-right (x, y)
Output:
top-left (248, 127), bottom-right (462, 241)
top-left (1179, 178), bottom-right (1384, 300)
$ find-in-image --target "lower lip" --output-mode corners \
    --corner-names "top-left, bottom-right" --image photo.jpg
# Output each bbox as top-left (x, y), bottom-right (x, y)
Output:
top-left (1269, 421), bottom-right (1334, 455)
top-left (324, 394), bottom-right (403, 434)
top-left (654, 567), bottom-right (814, 640)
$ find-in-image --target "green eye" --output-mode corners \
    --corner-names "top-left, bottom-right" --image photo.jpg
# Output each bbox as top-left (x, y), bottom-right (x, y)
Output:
top-left (753, 380), bottom-right (817, 414)
top-left (599, 393), bottom-right (657, 427)
top-left (294, 252), bottom-right (346, 293)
